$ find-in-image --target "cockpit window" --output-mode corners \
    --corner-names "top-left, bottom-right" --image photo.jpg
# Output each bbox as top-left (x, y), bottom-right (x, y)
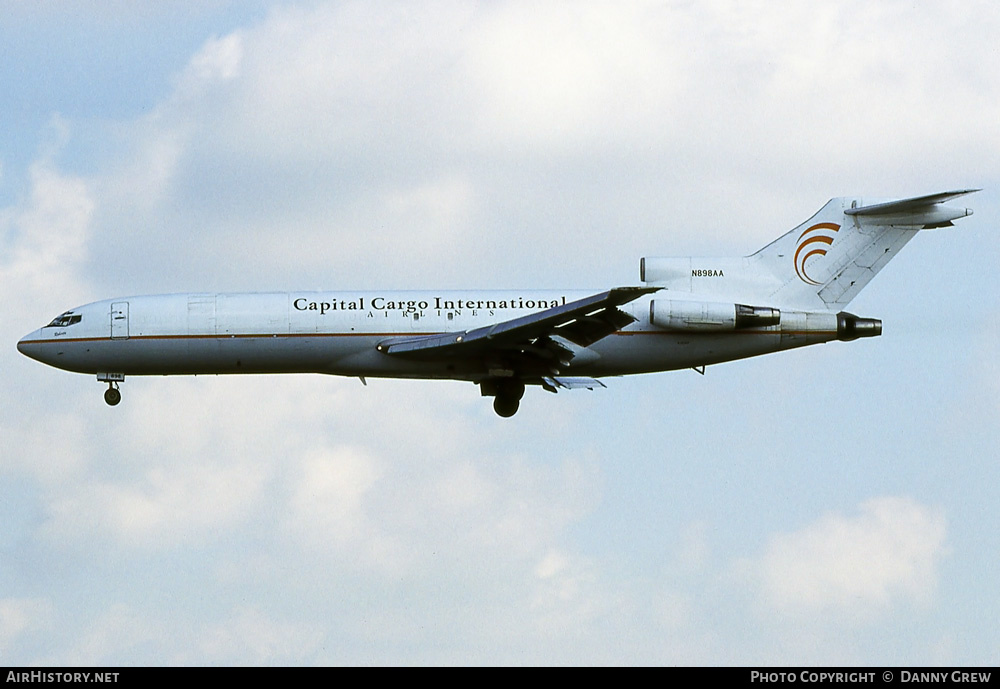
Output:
top-left (46, 311), bottom-right (82, 328)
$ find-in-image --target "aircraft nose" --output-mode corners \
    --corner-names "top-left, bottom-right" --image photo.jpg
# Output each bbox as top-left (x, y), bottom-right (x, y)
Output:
top-left (17, 330), bottom-right (42, 360)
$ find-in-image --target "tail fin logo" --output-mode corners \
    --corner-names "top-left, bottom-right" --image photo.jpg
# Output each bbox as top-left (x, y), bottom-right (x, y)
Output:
top-left (794, 222), bottom-right (840, 285)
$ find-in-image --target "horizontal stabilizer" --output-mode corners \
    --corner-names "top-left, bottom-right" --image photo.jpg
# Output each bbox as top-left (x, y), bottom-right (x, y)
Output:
top-left (845, 189), bottom-right (979, 216)
top-left (845, 189), bottom-right (978, 227)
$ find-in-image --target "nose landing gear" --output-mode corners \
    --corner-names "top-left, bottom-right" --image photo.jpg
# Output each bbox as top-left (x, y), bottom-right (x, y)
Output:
top-left (104, 384), bottom-right (121, 406)
top-left (98, 373), bottom-right (125, 406)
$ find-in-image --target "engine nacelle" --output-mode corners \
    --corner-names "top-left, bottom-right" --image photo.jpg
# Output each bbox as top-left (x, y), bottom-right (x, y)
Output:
top-left (650, 300), bottom-right (780, 331)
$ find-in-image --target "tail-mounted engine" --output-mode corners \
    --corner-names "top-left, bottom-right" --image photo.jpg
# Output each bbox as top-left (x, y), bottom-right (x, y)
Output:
top-left (650, 300), bottom-right (780, 331)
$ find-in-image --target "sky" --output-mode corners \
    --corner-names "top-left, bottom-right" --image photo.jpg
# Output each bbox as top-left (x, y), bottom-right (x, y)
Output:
top-left (2, 0), bottom-right (999, 666)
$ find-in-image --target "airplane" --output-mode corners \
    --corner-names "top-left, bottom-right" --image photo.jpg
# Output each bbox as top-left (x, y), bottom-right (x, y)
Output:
top-left (17, 189), bottom-right (977, 417)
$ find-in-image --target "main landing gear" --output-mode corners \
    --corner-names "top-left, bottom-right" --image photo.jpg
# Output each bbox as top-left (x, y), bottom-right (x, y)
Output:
top-left (98, 373), bottom-right (125, 406)
top-left (484, 379), bottom-right (525, 418)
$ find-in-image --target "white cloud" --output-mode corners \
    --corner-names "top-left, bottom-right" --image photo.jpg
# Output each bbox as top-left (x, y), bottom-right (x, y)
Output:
top-left (0, 598), bottom-right (53, 652)
top-left (196, 606), bottom-right (323, 665)
top-left (1, 131), bottom-right (98, 470)
top-left (269, 379), bottom-right (604, 577)
top-left (185, 33), bottom-right (243, 85)
top-left (43, 463), bottom-right (268, 549)
top-left (530, 549), bottom-right (601, 634)
top-left (47, 604), bottom-right (158, 667)
top-left (81, 1), bottom-right (1000, 294)
top-left (463, 1), bottom-right (686, 151)
top-left (282, 444), bottom-right (399, 567)
top-left (1, 160), bottom-right (93, 313)
top-left (750, 496), bottom-right (947, 621)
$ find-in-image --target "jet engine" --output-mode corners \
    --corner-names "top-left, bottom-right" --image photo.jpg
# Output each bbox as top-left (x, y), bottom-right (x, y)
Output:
top-left (650, 300), bottom-right (780, 331)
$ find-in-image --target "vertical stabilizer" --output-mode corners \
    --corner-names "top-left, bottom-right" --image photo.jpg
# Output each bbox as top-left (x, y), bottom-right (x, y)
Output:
top-left (749, 190), bottom-right (977, 310)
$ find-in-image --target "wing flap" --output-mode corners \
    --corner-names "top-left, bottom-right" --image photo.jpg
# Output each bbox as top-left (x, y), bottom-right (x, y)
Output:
top-left (541, 376), bottom-right (607, 393)
top-left (554, 307), bottom-right (637, 347)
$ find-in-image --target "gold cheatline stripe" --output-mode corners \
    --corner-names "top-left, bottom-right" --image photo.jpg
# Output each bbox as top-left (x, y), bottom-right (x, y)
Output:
top-left (26, 329), bottom-right (839, 347)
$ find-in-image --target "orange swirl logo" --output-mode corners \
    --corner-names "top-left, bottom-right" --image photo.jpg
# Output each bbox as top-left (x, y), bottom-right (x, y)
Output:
top-left (794, 222), bottom-right (840, 285)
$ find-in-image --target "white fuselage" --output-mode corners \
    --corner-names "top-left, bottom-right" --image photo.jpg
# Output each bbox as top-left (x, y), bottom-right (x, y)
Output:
top-left (17, 290), bottom-right (844, 383)
top-left (16, 190), bottom-right (971, 415)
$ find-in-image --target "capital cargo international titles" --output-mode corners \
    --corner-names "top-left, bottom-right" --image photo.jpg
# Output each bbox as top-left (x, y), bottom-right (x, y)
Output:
top-left (293, 294), bottom-right (568, 316)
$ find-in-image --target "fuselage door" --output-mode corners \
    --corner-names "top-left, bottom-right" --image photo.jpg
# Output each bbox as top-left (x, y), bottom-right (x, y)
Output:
top-left (111, 302), bottom-right (129, 340)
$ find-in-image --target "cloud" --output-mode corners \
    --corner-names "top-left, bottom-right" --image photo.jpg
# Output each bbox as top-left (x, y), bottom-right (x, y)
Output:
top-left (748, 496), bottom-right (947, 621)
top-left (62, 0), bottom-right (999, 300)
top-left (184, 33), bottom-right (242, 86)
top-left (43, 462), bottom-right (269, 549)
top-left (80, 0), bottom-right (1000, 296)
top-left (2, 125), bottom-right (97, 464)
top-left (0, 598), bottom-right (53, 652)
top-left (2, 157), bottom-right (93, 314)
top-left (46, 604), bottom-right (159, 667)
top-left (461, 1), bottom-right (686, 151)
top-left (269, 379), bottom-right (604, 578)
top-left (282, 444), bottom-right (394, 564)
top-left (529, 549), bottom-right (602, 634)
top-left (195, 606), bottom-right (323, 666)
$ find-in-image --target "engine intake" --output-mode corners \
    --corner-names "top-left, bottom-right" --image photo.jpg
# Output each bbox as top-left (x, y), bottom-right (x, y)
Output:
top-left (650, 300), bottom-right (780, 331)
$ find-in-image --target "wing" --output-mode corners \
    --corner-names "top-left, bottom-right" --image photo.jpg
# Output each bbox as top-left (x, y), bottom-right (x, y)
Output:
top-left (375, 286), bottom-right (657, 374)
